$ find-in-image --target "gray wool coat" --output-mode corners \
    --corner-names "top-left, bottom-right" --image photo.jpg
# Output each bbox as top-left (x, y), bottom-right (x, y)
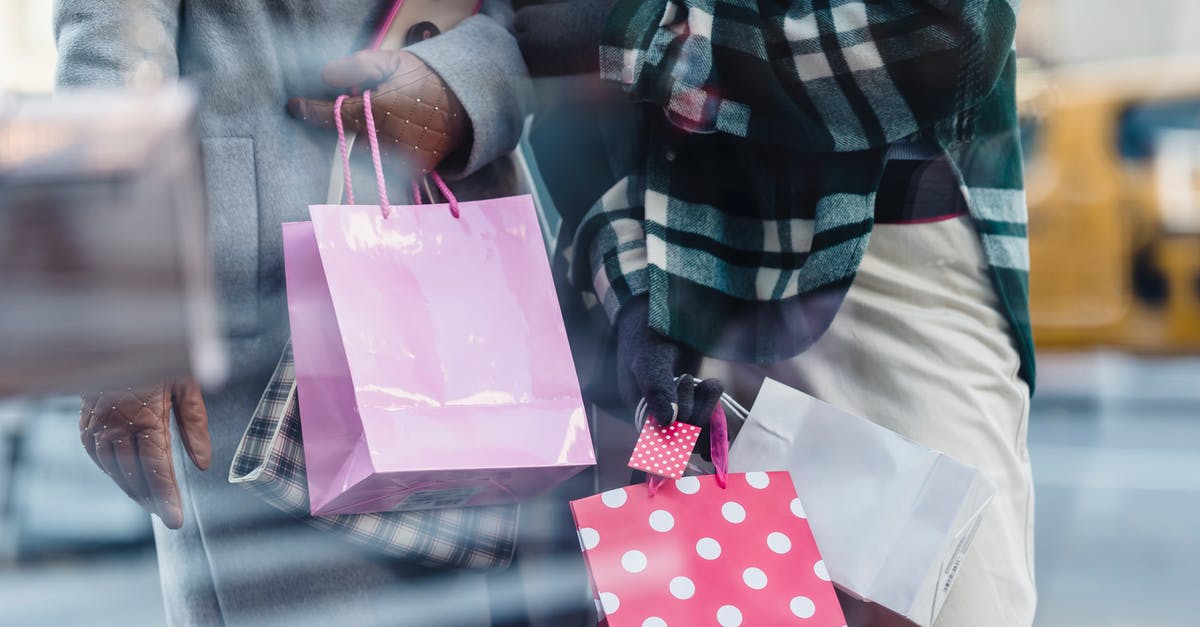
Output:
top-left (54, 2), bottom-right (532, 625)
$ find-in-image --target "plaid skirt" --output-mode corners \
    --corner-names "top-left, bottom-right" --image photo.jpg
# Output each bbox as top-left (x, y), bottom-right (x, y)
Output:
top-left (228, 342), bottom-right (519, 570)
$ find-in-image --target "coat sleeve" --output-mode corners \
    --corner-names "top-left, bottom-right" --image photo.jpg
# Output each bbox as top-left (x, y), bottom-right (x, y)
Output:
top-left (601, 0), bottom-right (1018, 151)
top-left (54, 0), bottom-right (182, 88)
top-left (405, 0), bottom-right (531, 178)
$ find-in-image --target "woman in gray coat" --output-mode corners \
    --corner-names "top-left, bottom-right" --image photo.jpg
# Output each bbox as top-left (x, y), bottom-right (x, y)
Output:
top-left (58, 2), bottom-right (531, 625)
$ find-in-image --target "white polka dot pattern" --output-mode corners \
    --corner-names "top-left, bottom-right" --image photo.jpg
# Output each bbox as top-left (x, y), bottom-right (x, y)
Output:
top-left (578, 527), bottom-right (600, 551)
top-left (696, 537), bottom-right (722, 560)
top-left (791, 497), bottom-right (807, 519)
top-left (627, 419), bottom-right (703, 479)
top-left (743, 567), bottom-right (768, 590)
top-left (670, 576), bottom-right (696, 600)
top-left (600, 592), bottom-right (620, 614)
top-left (721, 501), bottom-right (747, 524)
top-left (622, 550), bottom-right (648, 573)
top-left (601, 488), bottom-right (628, 508)
top-left (745, 472), bottom-right (770, 489)
top-left (717, 605), bottom-right (743, 626)
top-left (649, 510), bottom-right (675, 532)
top-left (768, 531), bottom-right (792, 554)
top-left (791, 596), bottom-right (816, 619)
top-left (570, 472), bottom-right (842, 625)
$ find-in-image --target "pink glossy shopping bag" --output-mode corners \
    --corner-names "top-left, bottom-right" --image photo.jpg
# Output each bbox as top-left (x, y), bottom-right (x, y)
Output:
top-left (282, 94), bottom-right (594, 516)
top-left (570, 405), bottom-right (845, 627)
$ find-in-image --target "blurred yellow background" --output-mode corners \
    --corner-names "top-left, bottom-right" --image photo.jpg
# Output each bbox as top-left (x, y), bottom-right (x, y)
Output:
top-left (1021, 56), bottom-right (1200, 351)
top-left (1011, 1), bottom-right (1200, 352)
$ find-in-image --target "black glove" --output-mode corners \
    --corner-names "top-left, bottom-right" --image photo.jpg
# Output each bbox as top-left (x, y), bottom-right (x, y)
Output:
top-left (514, 0), bottom-right (616, 77)
top-left (616, 297), bottom-right (724, 459)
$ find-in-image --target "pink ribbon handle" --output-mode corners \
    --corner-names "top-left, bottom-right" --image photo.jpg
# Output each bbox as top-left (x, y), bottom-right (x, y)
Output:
top-left (709, 402), bottom-right (729, 489)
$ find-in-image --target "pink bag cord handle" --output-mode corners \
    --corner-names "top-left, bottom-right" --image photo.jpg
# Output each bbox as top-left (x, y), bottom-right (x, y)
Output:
top-left (407, 171), bottom-right (461, 218)
top-left (334, 93), bottom-right (460, 219)
top-left (334, 92), bottom-right (390, 217)
top-left (334, 0), bottom-right (471, 218)
top-left (334, 95), bottom-right (356, 206)
top-left (431, 171), bottom-right (461, 218)
top-left (646, 401), bottom-right (730, 496)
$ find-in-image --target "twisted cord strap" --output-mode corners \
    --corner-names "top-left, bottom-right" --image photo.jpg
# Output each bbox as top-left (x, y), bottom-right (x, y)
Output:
top-left (334, 91), bottom-right (458, 220)
top-left (430, 171), bottom-right (460, 218)
top-left (362, 90), bottom-right (392, 218)
top-left (334, 95), bottom-right (355, 206)
top-left (408, 172), bottom-right (461, 219)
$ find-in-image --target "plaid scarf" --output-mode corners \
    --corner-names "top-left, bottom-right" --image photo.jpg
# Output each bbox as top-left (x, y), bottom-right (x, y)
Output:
top-left (568, 0), bottom-right (1034, 387)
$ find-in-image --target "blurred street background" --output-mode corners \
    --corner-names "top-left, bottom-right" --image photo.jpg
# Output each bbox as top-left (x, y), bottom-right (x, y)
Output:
top-left (3, 0), bottom-right (1200, 625)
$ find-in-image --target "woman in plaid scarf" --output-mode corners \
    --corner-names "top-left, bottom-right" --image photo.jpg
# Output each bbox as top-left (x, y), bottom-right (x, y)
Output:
top-left (519, 0), bottom-right (1037, 625)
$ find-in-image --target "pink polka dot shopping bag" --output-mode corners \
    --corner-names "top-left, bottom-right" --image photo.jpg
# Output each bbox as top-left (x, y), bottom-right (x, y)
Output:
top-left (570, 399), bottom-right (846, 627)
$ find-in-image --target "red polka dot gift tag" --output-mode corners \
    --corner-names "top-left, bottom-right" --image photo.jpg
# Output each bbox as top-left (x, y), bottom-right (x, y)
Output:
top-left (627, 420), bottom-right (703, 479)
top-left (570, 471), bottom-right (845, 627)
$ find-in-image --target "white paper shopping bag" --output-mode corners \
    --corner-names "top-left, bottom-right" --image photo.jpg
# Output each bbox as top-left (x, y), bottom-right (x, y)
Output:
top-left (728, 378), bottom-right (995, 627)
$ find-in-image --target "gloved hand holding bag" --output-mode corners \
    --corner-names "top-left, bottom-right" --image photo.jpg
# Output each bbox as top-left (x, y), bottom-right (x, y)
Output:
top-left (288, 49), bottom-right (469, 175)
top-left (80, 380), bottom-right (212, 529)
top-left (616, 296), bottom-right (724, 459)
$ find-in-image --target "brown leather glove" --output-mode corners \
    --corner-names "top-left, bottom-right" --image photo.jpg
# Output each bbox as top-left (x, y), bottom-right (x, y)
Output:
top-left (80, 380), bottom-right (212, 529)
top-left (287, 50), bottom-right (470, 175)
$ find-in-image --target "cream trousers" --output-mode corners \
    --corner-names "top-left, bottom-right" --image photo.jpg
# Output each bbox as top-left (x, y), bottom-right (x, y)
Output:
top-left (700, 216), bottom-right (1037, 627)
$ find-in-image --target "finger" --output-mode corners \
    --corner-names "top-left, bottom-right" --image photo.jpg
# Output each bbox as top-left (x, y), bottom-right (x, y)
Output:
top-left (79, 396), bottom-right (102, 467)
top-left (79, 427), bottom-right (101, 468)
top-left (94, 433), bottom-right (139, 502)
top-left (172, 380), bottom-right (212, 471)
top-left (112, 433), bottom-right (151, 501)
top-left (632, 347), bottom-right (678, 425)
top-left (137, 422), bottom-right (184, 529)
top-left (79, 394), bottom-right (98, 430)
top-left (675, 375), bottom-right (695, 428)
top-left (643, 384), bottom-right (677, 426)
top-left (286, 96), bottom-right (366, 133)
top-left (320, 50), bottom-right (403, 90)
top-left (688, 378), bottom-right (724, 427)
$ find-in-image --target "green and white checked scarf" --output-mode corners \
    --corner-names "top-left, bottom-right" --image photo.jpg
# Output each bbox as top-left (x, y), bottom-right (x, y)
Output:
top-left (569, 0), bottom-right (1034, 387)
